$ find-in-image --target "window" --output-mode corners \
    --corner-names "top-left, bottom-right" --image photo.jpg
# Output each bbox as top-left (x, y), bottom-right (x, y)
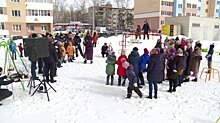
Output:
top-left (178, 13), bottom-right (182, 16)
top-left (12, 10), bottom-right (20, 17)
top-left (11, 0), bottom-right (19, 2)
top-left (12, 25), bottom-right (21, 32)
top-left (216, 9), bottom-right (219, 13)
top-left (0, 7), bottom-right (3, 14)
top-left (192, 4), bottom-right (197, 9)
top-left (161, 11), bottom-right (173, 16)
top-left (192, 23), bottom-right (200, 27)
top-left (27, 25), bottom-right (34, 31)
top-left (0, 23), bottom-right (5, 30)
top-left (214, 25), bottom-right (219, 29)
top-left (41, 25), bottom-right (47, 31)
top-left (198, 0), bottom-right (201, 2)
top-left (206, 1), bottom-right (209, 4)
top-left (217, 1), bottom-right (220, 5)
top-left (161, 1), bottom-right (174, 6)
top-left (186, 13), bottom-right (191, 16)
top-left (161, 20), bottom-right (165, 25)
top-left (178, 4), bottom-right (182, 8)
top-left (27, 9), bottom-right (50, 16)
top-left (192, 13), bottom-right (196, 16)
top-left (198, 7), bottom-right (201, 11)
top-left (205, 9), bottom-right (208, 13)
top-left (187, 3), bottom-right (191, 8)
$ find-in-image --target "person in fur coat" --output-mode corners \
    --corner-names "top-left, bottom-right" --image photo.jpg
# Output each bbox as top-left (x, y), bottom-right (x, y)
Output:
top-left (61, 43), bottom-right (66, 63)
top-left (66, 41), bottom-right (74, 62)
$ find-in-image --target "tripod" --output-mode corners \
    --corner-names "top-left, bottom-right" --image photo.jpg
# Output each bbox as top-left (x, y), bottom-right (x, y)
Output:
top-left (27, 77), bottom-right (36, 94)
top-left (31, 77), bottom-right (56, 101)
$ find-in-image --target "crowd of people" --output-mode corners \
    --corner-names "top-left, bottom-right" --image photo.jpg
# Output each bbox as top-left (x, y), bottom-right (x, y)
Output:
top-left (104, 36), bottom-right (215, 99)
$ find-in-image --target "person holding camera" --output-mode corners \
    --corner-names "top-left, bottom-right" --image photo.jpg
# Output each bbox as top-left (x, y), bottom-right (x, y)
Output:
top-left (43, 38), bottom-right (58, 83)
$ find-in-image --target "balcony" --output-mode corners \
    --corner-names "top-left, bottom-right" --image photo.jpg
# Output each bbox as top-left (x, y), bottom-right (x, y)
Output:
top-left (0, 14), bottom-right (8, 22)
top-left (26, 16), bottom-right (53, 23)
top-left (25, 2), bottom-right (53, 10)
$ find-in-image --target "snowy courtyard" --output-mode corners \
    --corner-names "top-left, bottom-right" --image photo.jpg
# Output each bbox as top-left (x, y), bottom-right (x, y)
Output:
top-left (0, 35), bottom-right (220, 123)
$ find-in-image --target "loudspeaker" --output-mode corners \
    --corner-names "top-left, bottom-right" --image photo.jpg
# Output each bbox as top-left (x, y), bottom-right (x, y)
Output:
top-left (23, 37), bottom-right (49, 59)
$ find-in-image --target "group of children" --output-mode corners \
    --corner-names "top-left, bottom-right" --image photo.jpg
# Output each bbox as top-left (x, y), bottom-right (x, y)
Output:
top-left (104, 37), bottom-right (214, 99)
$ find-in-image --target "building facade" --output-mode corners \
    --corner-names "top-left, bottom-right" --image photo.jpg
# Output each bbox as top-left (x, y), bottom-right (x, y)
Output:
top-left (88, 3), bottom-right (133, 29)
top-left (134, 0), bottom-right (220, 31)
top-left (0, 0), bottom-right (53, 36)
top-left (165, 16), bottom-right (220, 41)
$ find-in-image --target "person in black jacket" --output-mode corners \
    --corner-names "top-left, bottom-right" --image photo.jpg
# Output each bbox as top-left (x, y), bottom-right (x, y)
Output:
top-left (142, 20), bottom-right (151, 40)
top-left (74, 33), bottom-right (84, 58)
top-left (43, 38), bottom-right (58, 83)
top-left (146, 48), bottom-right (161, 99)
top-left (101, 43), bottom-right (108, 58)
top-left (0, 67), bottom-right (13, 105)
top-left (205, 43), bottom-right (214, 73)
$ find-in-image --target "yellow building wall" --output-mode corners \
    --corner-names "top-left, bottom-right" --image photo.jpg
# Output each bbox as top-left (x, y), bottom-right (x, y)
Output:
top-left (5, 0), bottom-right (26, 23)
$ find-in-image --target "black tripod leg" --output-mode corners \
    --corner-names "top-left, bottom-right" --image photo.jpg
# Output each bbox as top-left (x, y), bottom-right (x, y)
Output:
top-left (43, 81), bottom-right (50, 101)
top-left (46, 82), bottom-right (56, 92)
top-left (31, 82), bottom-right (42, 96)
top-left (29, 79), bottom-right (32, 94)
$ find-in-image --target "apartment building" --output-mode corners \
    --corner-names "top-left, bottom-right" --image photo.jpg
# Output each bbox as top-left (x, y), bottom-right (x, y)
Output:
top-left (88, 3), bottom-right (133, 29)
top-left (134, 0), bottom-right (220, 31)
top-left (0, 0), bottom-right (53, 36)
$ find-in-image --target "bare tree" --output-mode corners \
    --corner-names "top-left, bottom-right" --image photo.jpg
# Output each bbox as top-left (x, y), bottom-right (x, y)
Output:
top-left (73, 0), bottom-right (88, 21)
top-left (53, 0), bottom-right (67, 23)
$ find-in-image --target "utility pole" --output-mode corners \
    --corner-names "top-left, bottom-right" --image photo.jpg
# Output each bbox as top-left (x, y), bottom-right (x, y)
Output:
top-left (93, 6), bottom-right (95, 31)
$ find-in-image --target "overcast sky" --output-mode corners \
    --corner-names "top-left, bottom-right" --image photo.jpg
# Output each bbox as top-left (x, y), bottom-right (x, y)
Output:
top-left (65, 0), bottom-right (134, 8)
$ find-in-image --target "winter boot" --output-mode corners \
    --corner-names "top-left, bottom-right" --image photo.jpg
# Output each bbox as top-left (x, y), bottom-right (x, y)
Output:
top-left (110, 76), bottom-right (114, 85)
top-left (167, 80), bottom-right (172, 93)
top-left (154, 92), bottom-right (157, 99)
top-left (172, 80), bottom-right (177, 92)
top-left (84, 60), bottom-right (87, 64)
top-left (126, 93), bottom-right (132, 99)
top-left (191, 78), bottom-right (197, 82)
top-left (118, 77), bottom-right (121, 86)
top-left (90, 60), bottom-right (93, 64)
top-left (146, 96), bottom-right (152, 99)
top-left (183, 78), bottom-right (189, 82)
top-left (106, 76), bottom-right (110, 85)
top-left (133, 87), bottom-right (142, 98)
top-left (46, 76), bottom-right (50, 82)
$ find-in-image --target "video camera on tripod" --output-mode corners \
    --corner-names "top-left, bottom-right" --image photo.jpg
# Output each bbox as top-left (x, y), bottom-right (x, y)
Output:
top-left (23, 37), bottom-right (56, 101)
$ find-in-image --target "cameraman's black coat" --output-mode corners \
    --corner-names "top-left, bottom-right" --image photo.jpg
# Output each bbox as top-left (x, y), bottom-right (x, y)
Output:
top-left (43, 43), bottom-right (58, 63)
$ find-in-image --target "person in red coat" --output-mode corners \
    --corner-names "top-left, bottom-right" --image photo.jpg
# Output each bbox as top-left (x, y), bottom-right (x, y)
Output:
top-left (18, 43), bottom-right (23, 57)
top-left (116, 49), bottom-right (128, 86)
top-left (92, 32), bottom-right (98, 47)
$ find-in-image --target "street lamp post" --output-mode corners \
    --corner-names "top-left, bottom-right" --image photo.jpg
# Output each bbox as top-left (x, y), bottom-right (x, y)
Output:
top-left (93, 6), bottom-right (95, 31)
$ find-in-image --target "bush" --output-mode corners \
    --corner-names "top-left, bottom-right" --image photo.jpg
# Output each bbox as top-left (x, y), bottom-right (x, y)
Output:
top-left (201, 48), bottom-right (208, 52)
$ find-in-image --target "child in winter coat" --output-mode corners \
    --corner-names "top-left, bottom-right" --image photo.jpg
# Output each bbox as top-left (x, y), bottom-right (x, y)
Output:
top-left (66, 41), bottom-right (74, 62)
top-left (18, 43), bottom-right (23, 57)
top-left (61, 43), bottom-right (66, 63)
top-left (116, 49), bottom-right (128, 86)
top-left (122, 61), bottom-right (142, 99)
top-left (205, 43), bottom-right (214, 73)
top-left (135, 25), bottom-right (141, 40)
top-left (92, 32), bottom-right (98, 47)
top-left (106, 52), bottom-right (117, 85)
top-left (138, 48), bottom-right (150, 86)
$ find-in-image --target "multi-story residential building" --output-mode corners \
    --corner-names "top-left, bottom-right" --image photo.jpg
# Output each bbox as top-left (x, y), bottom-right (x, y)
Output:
top-left (0, 0), bottom-right (53, 36)
top-left (134, 0), bottom-right (220, 31)
top-left (88, 3), bottom-right (133, 29)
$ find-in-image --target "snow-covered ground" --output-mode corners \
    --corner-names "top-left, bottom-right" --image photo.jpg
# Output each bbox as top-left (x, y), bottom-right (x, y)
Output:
top-left (0, 35), bottom-right (220, 123)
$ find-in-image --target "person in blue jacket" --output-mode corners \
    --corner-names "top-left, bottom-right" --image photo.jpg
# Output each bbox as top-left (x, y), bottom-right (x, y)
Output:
top-left (9, 41), bottom-right (17, 60)
top-left (138, 48), bottom-right (150, 86)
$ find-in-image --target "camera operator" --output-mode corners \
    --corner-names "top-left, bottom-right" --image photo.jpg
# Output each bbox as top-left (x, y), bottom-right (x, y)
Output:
top-left (43, 38), bottom-right (58, 83)
top-left (0, 67), bottom-right (13, 105)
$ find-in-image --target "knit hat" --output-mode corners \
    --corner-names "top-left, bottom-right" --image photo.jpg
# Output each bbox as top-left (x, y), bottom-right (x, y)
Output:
top-left (151, 48), bottom-right (159, 55)
top-left (133, 47), bottom-right (138, 51)
top-left (196, 43), bottom-right (202, 49)
top-left (122, 61), bottom-right (130, 69)
top-left (144, 48), bottom-right (149, 54)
